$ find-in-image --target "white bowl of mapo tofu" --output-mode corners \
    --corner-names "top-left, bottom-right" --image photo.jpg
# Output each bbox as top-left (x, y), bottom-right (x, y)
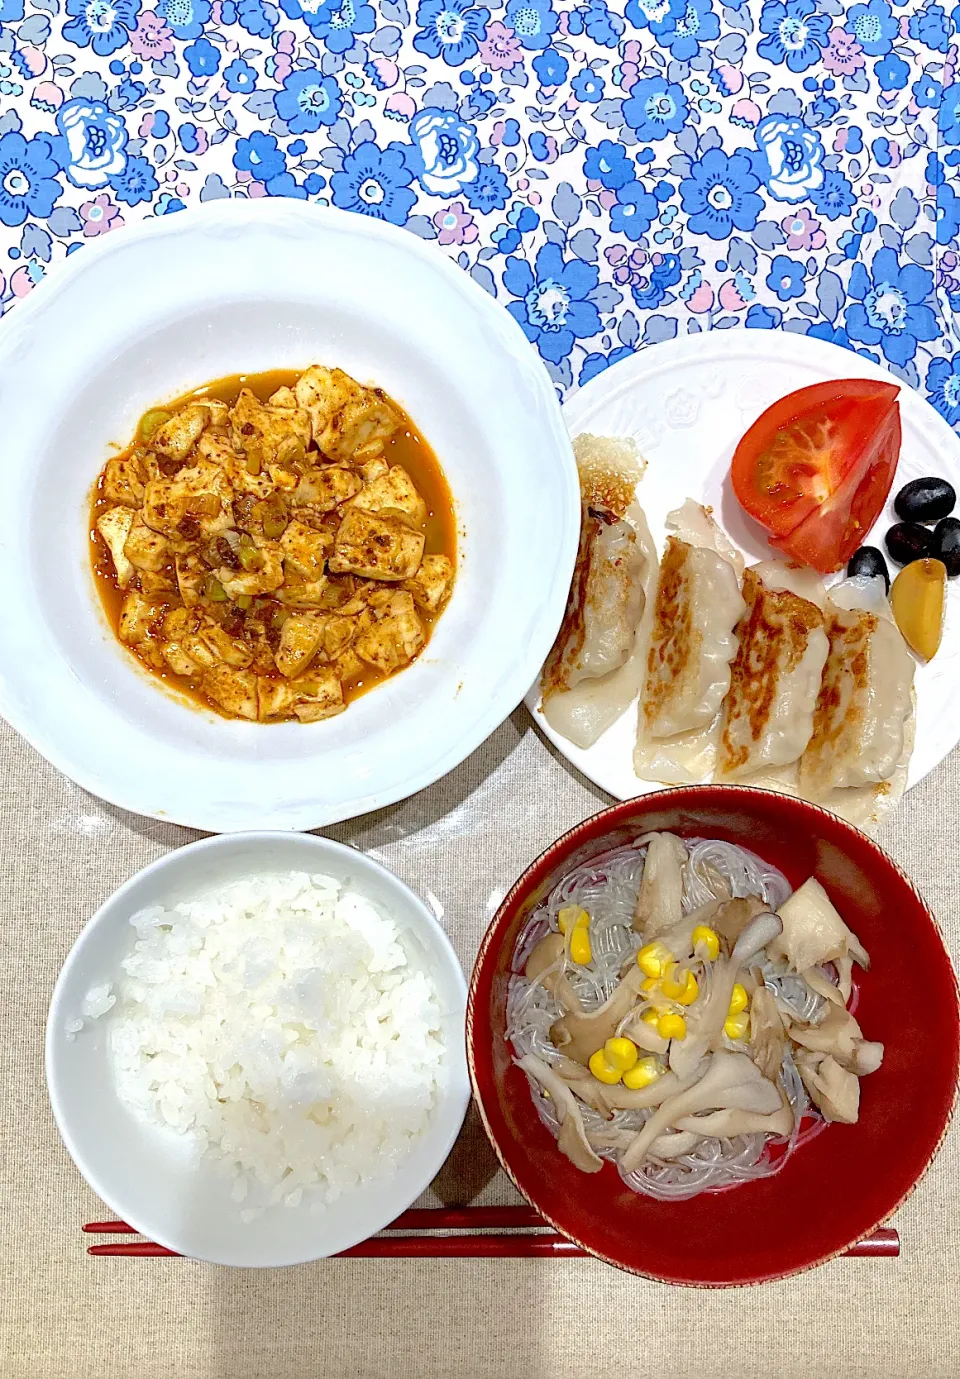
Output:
top-left (0, 201), bottom-right (578, 831)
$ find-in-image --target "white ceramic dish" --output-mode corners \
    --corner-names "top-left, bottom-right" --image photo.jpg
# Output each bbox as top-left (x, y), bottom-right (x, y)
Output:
top-left (0, 201), bottom-right (578, 832)
top-left (528, 331), bottom-right (960, 803)
top-left (45, 831), bottom-right (470, 1268)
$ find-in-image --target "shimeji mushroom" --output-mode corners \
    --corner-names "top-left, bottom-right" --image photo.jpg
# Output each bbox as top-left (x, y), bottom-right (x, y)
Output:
top-left (696, 860), bottom-right (735, 903)
top-left (524, 922), bottom-right (668, 1063)
top-left (669, 911), bottom-right (783, 1080)
top-left (647, 1130), bottom-right (702, 1160)
top-left (549, 965), bottom-right (647, 1064)
top-left (566, 1069), bottom-right (696, 1118)
top-left (621, 1050), bottom-right (789, 1174)
top-left (672, 1106), bottom-right (793, 1138)
top-left (770, 879), bottom-right (871, 989)
top-left (588, 1126), bottom-right (703, 1161)
top-left (794, 1050), bottom-right (861, 1124)
top-left (789, 1003), bottom-right (884, 1077)
top-left (632, 833), bottom-right (688, 938)
top-left (522, 928), bottom-right (587, 1015)
top-left (517, 1054), bottom-right (603, 1172)
top-left (656, 896), bottom-right (725, 965)
top-left (582, 1125), bottom-right (700, 1158)
top-left (749, 979), bottom-right (786, 1083)
top-left (523, 931), bottom-right (568, 994)
top-left (803, 957), bottom-right (860, 1009)
top-left (619, 1008), bottom-right (670, 1057)
top-left (524, 931), bottom-right (565, 982)
top-left (711, 896), bottom-right (772, 957)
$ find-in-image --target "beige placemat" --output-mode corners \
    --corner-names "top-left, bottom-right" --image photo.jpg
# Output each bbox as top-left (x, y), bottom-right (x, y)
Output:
top-left (1, 711), bottom-right (957, 1379)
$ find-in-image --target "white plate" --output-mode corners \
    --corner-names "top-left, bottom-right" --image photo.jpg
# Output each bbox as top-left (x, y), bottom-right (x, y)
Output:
top-left (529, 332), bottom-right (960, 803)
top-left (0, 201), bottom-right (579, 832)
top-left (45, 832), bottom-right (470, 1268)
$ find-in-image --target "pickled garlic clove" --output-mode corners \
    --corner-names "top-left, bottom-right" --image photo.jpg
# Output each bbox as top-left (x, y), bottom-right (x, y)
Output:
top-left (890, 558), bottom-right (947, 661)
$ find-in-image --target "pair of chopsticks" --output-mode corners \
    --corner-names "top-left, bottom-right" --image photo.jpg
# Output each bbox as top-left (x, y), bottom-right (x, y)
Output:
top-left (84, 1206), bottom-right (899, 1259)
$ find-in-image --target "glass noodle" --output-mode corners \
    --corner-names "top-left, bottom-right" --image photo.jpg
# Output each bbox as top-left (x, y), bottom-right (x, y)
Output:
top-left (507, 836), bottom-right (826, 1201)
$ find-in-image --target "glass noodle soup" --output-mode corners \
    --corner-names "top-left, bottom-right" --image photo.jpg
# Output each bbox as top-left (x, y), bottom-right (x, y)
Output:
top-left (507, 833), bottom-right (882, 1200)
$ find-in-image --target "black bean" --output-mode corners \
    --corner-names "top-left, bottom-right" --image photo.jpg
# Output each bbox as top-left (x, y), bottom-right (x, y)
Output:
top-left (894, 477), bottom-right (956, 524)
top-left (932, 517), bottom-right (960, 578)
top-left (847, 545), bottom-right (890, 592)
top-left (885, 522), bottom-right (934, 566)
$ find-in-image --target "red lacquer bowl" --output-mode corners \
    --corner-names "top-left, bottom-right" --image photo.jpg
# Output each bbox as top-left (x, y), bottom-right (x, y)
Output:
top-left (467, 787), bottom-right (960, 1287)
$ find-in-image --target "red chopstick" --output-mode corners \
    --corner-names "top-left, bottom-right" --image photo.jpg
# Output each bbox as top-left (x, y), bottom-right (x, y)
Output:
top-left (83, 1207), bottom-right (899, 1259)
top-left (83, 1205), bottom-right (546, 1235)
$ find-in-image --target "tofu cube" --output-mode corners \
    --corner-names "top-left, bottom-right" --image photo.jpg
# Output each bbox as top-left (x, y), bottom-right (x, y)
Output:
top-left (139, 570), bottom-right (177, 596)
top-left (290, 667), bottom-right (345, 722)
top-left (124, 519), bottom-right (170, 573)
top-left (280, 518), bottom-right (332, 579)
top-left (175, 552), bottom-right (207, 607)
top-left (403, 553), bottom-right (455, 613)
top-left (230, 388), bottom-right (311, 468)
top-left (161, 641), bottom-right (201, 677)
top-left (351, 466), bottom-right (427, 525)
top-left (295, 365), bottom-right (399, 462)
top-left (151, 404), bottom-right (210, 462)
top-left (118, 592), bottom-right (163, 646)
top-left (329, 507), bottom-right (424, 582)
top-left (291, 466), bottom-right (363, 513)
top-left (274, 578), bottom-right (329, 608)
top-left (275, 614), bottom-right (324, 678)
top-left (96, 506), bottom-right (135, 587)
top-left (257, 677), bottom-right (295, 721)
top-left (200, 665), bottom-right (259, 720)
top-left (102, 454), bottom-right (146, 507)
top-left (193, 622), bottom-right (253, 670)
top-left (354, 592), bottom-right (425, 674)
top-left (216, 544), bottom-right (284, 598)
top-left (319, 614), bottom-right (357, 660)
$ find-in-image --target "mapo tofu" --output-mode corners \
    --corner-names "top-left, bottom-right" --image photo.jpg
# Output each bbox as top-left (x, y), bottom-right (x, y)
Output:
top-left (91, 366), bottom-right (456, 723)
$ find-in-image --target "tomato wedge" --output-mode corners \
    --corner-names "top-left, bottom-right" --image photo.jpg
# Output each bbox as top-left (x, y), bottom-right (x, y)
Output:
top-left (730, 379), bottom-right (901, 573)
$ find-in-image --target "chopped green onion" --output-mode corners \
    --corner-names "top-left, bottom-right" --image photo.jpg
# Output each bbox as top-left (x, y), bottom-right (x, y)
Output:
top-left (139, 409), bottom-right (172, 442)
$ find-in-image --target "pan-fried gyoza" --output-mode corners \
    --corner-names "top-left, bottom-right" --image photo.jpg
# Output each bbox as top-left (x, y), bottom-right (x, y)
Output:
top-left (537, 433), bottom-right (918, 828)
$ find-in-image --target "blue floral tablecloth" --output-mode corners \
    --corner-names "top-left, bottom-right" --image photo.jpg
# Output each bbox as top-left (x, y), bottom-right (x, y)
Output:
top-left (0, 0), bottom-right (958, 419)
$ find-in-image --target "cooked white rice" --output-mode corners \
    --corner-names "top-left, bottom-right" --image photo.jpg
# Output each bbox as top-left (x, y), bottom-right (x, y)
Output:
top-left (88, 870), bottom-right (445, 1217)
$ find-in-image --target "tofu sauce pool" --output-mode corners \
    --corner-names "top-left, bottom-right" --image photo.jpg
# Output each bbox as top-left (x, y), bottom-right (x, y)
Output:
top-left (89, 368), bottom-right (457, 723)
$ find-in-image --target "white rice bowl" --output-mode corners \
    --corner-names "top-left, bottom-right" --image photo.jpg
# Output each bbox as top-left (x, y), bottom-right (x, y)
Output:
top-left (45, 833), bottom-right (470, 1267)
top-left (98, 872), bottom-right (446, 1219)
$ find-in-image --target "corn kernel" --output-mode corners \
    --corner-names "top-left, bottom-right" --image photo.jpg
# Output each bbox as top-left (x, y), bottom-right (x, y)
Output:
top-left (657, 1012), bottom-right (686, 1041)
top-left (640, 976), bottom-right (659, 994)
top-left (588, 1048), bottom-right (622, 1085)
top-left (557, 906), bottom-right (589, 935)
top-left (729, 983), bottom-right (749, 1016)
top-left (569, 925), bottom-right (592, 965)
top-left (724, 1012), bottom-right (749, 1040)
top-left (622, 1056), bottom-right (661, 1090)
top-left (604, 1037), bottom-right (639, 1073)
top-left (640, 1009), bottom-right (661, 1030)
top-left (691, 924), bottom-right (720, 961)
top-left (637, 941), bottom-right (673, 979)
top-left (660, 964), bottom-right (699, 1006)
top-left (588, 1038), bottom-right (640, 1085)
